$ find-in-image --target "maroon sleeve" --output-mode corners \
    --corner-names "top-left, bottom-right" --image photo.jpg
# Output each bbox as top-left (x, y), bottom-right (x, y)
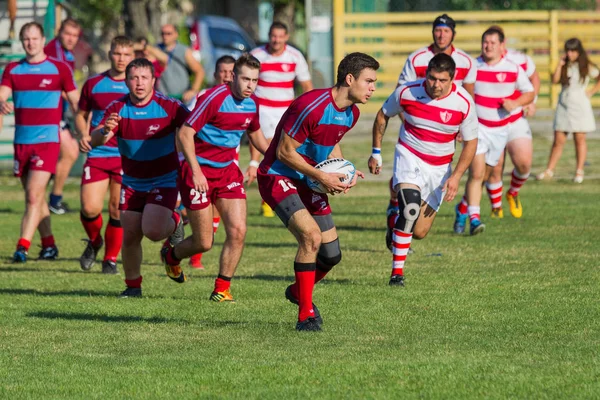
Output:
top-left (78, 79), bottom-right (93, 112)
top-left (58, 61), bottom-right (77, 92)
top-left (248, 98), bottom-right (260, 132)
top-left (175, 101), bottom-right (191, 128)
top-left (185, 91), bottom-right (219, 131)
top-left (281, 97), bottom-right (313, 144)
top-left (0, 63), bottom-right (15, 89)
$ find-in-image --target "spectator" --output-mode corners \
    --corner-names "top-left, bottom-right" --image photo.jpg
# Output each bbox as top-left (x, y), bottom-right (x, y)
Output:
top-left (538, 38), bottom-right (600, 183)
top-left (134, 37), bottom-right (168, 82)
top-left (156, 23), bottom-right (205, 107)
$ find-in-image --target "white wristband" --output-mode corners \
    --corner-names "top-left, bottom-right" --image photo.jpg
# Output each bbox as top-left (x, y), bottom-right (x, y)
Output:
top-left (371, 153), bottom-right (383, 167)
top-left (249, 160), bottom-right (260, 168)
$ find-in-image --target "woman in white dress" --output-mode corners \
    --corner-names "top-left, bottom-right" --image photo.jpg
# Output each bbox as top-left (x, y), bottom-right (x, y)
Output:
top-left (538, 38), bottom-right (600, 183)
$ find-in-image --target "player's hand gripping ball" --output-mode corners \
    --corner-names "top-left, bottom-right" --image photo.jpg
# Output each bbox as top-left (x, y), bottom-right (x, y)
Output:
top-left (307, 158), bottom-right (356, 194)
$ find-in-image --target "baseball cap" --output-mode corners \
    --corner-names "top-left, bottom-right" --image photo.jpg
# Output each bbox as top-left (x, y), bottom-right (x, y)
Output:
top-left (433, 14), bottom-right (456, 32)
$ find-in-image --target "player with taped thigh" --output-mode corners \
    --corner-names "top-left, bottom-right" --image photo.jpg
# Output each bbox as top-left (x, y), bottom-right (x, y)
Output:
top-left (90, 58), bottom-right (189, 298)
top-left (250, 22), bottom-right (313, 217)
top-left (369, 53), bottom-right (478, 286)
top-left (1, 22), bottom-right (79, 263)
top-left (453, 27), bottom-right (534, 235)
top-left (44, 17), bottom-right (81, 215)
top-left (162, 54), bottom-right (269, 303)
top-left (484, 28), bottom-right (540, 219)
top-left (76, 36), bottom-right (134, 274)
top-left (258, 52), bottom-right (377, 331)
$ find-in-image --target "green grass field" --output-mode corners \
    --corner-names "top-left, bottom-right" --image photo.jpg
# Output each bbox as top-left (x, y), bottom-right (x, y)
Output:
top-left (0, 132), bottom-right (599, 399)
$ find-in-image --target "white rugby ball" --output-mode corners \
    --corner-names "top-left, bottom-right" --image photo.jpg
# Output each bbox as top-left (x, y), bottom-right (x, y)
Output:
top-left (307, 158), bottom-right (356, 194)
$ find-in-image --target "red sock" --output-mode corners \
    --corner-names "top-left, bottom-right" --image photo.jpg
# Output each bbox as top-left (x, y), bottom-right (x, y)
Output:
top-left (486, 181), bottom-right (503, 209)
top-left (125, 275), bottom-right (143, 288)
top-left (213, 217), bottom-right (220, 234)
top-left (17, 238), bottom-right (31, 251)
top-left (104, 218), bottom-right (122, 262)
top-left (458, 196), bottom-right (468, 214)
top-left (41, 235), bottom-right (55, 248)
top-left (191, 253), bottom-right (202, 263)
top-left (171, 211), bottom-right (181, 233)
top-left (389, 199), bottom-right (399, 209)
top-left (165, 246), bottom-right (181, 266)
top-left (214, 275), bottom-right (231, 293)
top-left (81, 213), bottom-right (103, 247)
top-left (294, 262), bottom-right (316, 321)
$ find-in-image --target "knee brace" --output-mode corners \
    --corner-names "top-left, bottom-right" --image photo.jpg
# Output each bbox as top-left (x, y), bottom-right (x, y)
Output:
top-left (395, 188), bottom-right (421, 234)
top-left (316, 239), bottom-right (341, 272)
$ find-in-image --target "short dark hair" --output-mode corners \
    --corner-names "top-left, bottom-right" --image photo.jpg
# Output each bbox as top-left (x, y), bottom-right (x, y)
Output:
top-left (335, 52), bottom-right (380, 87)
top-left (215, 55), bottom-right (236, 70)
top-left (59, 17), bottom-right (81, 32)
top-left (126, 58), bottom-right (155, 79)
top-left (482, 26), bottom-right (504, 43)
top-left (234, 53), bottom-right (261, 74)
top-left (111, 36), bottom-right (134, 51)
top-left (19, 21), bottom-right (44, 40)
top-left (427, 53), bottom-right (456, 80)
top-left (269, 21), bottom-right (288, 35)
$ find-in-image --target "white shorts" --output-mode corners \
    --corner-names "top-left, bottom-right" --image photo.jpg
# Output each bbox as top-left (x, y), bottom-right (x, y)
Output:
top-left (507, 117), bottom-right (532, 142)
top-left (259, 106), bottom-right (286, 140)
top-left (476, 125), bottom-right (509, 167)
top-left (392, 143), bottom-right (451, 212)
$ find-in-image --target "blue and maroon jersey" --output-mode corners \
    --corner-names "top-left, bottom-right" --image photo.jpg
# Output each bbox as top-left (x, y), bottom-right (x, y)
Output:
top-left (1, 57), bottom-right (77, 144)
top-left (186, 84), bottom-right (260, 168)
top-left (79, 71), bottom-right (129, 158)
top-left (100, 91), bottom-right (189, 191)
top-left (44, 38), bottom-right (76, 73)
top-left (259, 88), bottom-right (360, 180)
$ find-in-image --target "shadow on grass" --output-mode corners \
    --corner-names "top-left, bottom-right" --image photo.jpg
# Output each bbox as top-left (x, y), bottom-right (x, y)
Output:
top-left (0, 288), bottom-right (119, 297)
top-left (26, 311), bottom-right (284, 327)
top-left (234, 274), bottom-right (354, 285)
top-left (0, 264), bottom-right (100, 274)
top-left (0, 208), bottom-right (15, 213)
top-left (249, 223), bottom-right (384, 233)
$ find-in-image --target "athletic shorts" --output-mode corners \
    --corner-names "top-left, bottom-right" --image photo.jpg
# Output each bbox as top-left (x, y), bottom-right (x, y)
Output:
top-left (81, 157), bottom-right (123, 185)
top-left (507, 116), bottom-right (532, 142)
top-left (257, 170), bottom-right (331, 216)
top-left (179, 161), bottom-right (246, 211)
top-left (13, 143), bottom-right (60, 177)
top-left (119, 185), bottom-right (179, 212)
top-left (259, 106), bottom-right (286, 140)
top-left (476, 125), bottom-right (510, 167)
top-left (392, 144), bottom-right (451, 212)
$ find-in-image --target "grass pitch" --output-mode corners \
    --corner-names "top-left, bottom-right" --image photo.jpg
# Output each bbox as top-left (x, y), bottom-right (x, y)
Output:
top-left (0, 132), bottom-right (598, 399)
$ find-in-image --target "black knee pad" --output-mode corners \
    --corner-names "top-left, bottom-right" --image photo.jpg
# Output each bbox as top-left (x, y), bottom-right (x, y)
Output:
top-left (317, 239), bottom-right (341, 272)
top-left (395, 188), bottom-right (421, 234)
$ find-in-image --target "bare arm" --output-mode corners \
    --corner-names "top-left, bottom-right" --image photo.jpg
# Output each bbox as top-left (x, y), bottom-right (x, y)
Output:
top-left (299, 80), bottom-right (313, 93)
top-left (245, 129), bottom-right (269, 185)
top-left (552, 58), bottom-right (565, 84)
top-left (329, 143), bottom-right (343, 159)
top-left (276, 132), bottom-right (347, 193)
top-left (65, 89), bottom-right (80, 114)
top-left (368, 108), bottom-right (389, 175)
top-left (0, 85), bottom-right (14, 114)
top-left (90, 124), bottom-right (114, 148)
top-left (75, 109), bottom-right (92, 152)
top-left (443, 138), bottom-right (478, 202)
top-left (462, 82), bottom-right (475, 98)
top-left (145, 45), bottom-right (169, 66)
top-left (586, 73), bottom-right (600, 98)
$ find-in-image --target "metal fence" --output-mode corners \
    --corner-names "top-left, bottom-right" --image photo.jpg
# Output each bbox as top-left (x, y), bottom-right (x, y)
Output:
top-left (333, 1), bottom-right (600, 113)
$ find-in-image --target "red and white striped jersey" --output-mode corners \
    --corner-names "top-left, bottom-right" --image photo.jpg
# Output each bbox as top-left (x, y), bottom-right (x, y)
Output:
top-left (250, 44), bottom-right (311, 109)
top-left (398, 45), bottom-right (477, 86)
top-left (505, 49), bottom-right (536, 78)
top-left (382, 79), bottom-right (478, 166)
top-left (474, 56), bottom-right (534, 128)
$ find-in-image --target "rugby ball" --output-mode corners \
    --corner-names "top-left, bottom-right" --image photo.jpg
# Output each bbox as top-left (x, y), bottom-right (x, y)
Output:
top-left (307, 158), bottom-right (356, 194)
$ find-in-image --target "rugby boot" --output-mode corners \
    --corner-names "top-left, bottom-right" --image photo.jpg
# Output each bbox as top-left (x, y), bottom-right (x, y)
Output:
top-left (296, 317), bottom-right (322, 332)
top-left (389, 274), bottom-right (405, 287)
top-left (285, 284), bottom-right (323, 325)
top-left (506, 192), bottom-right (523, 218)
top-left (160, 246), bottom-right (187, 283)
top-left (469, 218), bottom-right (486, 236)
top-left (491, 207), bottom-right (504, 219)
top-left (38, 245), bottom-right (59, 260)
top-left (385, 204), bottom-right (399, 252)
top-left (49, 201), bottom-right (71, 215)
top-left (209, 288), bottom-right (235, 302)
top-left (168, 210), bottom-right (185, 246)
top-left (12, 246), bottom-right (28, 263)
top-left (101, 259), bottom-right (118, 275)
top-left (453, 204), bottom-right (468, 234)
top-left (80, 238), bottom-right (104, 271)
top-left (119, 287), bottom-right (142, 298)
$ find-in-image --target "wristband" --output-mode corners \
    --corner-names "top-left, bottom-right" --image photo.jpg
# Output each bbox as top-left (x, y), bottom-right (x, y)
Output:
top-left (371, 153), bottom-right (383, 167)
top-left (249, 160), bottom-right (260, 168)
top-left (533, 95), bottom-right (538, 104)
top-left (372, 147), bottom-right (381, 154)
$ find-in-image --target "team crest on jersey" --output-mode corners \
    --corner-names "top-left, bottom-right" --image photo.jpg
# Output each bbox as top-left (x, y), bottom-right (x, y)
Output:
top-left (440, 111), bottom-right (452, 123)
top-left (39, 79), bottom-right (53, 88)
top-left (281, 64), bottom-right (291, 72)
top-left (146, 124), bottom-right (160, 135)
top-left (496, 73), bottom-right (507, 82)
top-left (241, 118), bottom-right (252, 129)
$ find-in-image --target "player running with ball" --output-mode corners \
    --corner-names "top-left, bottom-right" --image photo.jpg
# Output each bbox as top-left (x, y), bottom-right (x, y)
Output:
top-left (369, 54), bottom-right (478, 287)
top-left (257, 52), bottom-right (379, 331)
